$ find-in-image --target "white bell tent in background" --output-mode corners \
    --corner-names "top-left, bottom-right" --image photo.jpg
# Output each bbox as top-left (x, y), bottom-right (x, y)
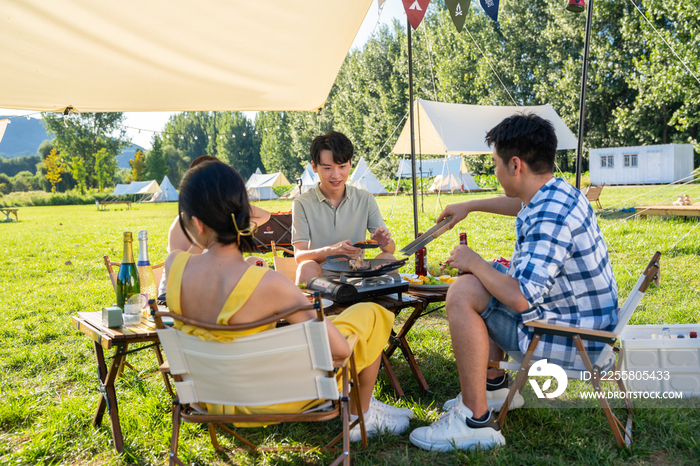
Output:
top-left (246, 169), bottom-right (291, 201)
top-left (288, 163), bottom-right (320, 198)
top-left (0, 1), bottom-right (373, 113)
top-left (392, 99), bottom-right (578, 156)
top-left (350, 157), bottom-right (388, 194)
top-left (150, 175), bottom-right (179, 202)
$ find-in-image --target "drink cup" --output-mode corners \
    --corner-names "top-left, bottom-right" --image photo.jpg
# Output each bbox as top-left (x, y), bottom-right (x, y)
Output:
top-left (123, 294), bottom-right (146, 326)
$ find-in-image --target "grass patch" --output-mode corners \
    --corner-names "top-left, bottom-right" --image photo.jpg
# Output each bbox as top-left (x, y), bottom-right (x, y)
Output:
top-left (0, 185), bottom-right (698, 464)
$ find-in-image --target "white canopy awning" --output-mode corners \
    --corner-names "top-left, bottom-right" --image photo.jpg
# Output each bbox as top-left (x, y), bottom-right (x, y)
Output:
top-left (392, 99), bottom-right (578, 156)
top-left (0, 0), bottom-right (372, 112)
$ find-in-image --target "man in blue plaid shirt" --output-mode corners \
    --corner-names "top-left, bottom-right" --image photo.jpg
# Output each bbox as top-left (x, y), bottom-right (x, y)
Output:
top-left (410, 113), bottom-right (618, 452)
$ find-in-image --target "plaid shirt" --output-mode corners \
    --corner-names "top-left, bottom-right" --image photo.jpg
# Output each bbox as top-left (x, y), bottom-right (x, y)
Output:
top-left (508, 177), bottom-right (618, 370)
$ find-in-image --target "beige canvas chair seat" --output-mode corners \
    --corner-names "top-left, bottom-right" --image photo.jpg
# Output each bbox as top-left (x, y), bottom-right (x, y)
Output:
top-left (153, 296), bottom-right (366, 466)
top-left (271, 241), bottom-right (298, 282)
top-left (492, 252), bottom-right (661, 448)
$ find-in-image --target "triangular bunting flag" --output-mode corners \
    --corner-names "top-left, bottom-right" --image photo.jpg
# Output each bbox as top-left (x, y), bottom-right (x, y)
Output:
top-left (479, 0), bottom-right (499, 22)
top-left (402, 0), bottom-right (431, 30)
top-left (445, 0), bottom-right (471, 32)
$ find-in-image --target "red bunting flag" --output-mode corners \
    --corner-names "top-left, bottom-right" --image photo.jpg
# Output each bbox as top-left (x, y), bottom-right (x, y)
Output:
top-left (402, 0), bottom-right (431, 30)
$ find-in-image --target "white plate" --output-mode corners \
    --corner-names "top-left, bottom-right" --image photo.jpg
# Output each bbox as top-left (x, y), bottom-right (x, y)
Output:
top-left (307, 297), bottom-right (335, 308)
top-left (400, 273), bottom-right (451, 291)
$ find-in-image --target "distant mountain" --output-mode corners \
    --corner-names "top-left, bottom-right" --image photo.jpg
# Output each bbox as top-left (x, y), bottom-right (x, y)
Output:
top-left (0, 115), bottom-right (141, 168)
top-left (0, 116), bottom-right (49, 157)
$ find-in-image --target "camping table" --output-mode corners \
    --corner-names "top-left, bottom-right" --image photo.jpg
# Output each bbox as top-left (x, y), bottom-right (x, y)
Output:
top-left (321, 293), bottom-right (430, 398)
top-left (0, 208), bottom-right (18, 221)
top-left (71, 311), bottom-right (171, 453)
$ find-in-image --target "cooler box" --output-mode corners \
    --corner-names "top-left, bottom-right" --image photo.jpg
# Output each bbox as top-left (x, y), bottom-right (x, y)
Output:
top-left (254, 213), bottom-right (292, 251)
top-left (620, 324), bottom-right (700, 397)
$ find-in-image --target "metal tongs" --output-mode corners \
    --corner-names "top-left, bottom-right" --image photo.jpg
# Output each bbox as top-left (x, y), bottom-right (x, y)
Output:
top-left (399, 216), bottom-right (453, 256)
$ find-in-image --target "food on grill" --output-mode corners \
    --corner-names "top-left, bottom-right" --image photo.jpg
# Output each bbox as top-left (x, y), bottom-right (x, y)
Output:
top-left (349, 256), bottom-right (371, 270)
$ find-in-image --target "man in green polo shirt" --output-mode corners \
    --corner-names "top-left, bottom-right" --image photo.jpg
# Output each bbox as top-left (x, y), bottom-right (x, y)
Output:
top-left (292, 131), bottom-right (396, 284)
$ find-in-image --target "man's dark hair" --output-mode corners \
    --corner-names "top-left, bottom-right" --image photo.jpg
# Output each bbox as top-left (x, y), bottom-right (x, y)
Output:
top-left (310, 131), bottom-right (353, 166)
top-left (178, 160), bottom-right (256, 253)
top-left (485, 113), bottom-right (557, 174)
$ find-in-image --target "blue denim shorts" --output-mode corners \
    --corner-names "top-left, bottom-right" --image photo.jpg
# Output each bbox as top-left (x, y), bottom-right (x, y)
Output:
top-left (480, 261), bottom-right (525, 363)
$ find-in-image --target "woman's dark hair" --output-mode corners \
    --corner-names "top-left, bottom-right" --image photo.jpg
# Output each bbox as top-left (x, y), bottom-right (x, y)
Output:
top-left (189, 155), bottom-right (219, 169)
top-left (310, 131), bottom-right (353, 166)
top-left (485, 113), bottom-right (557, 175)
top-left (178, 160), bottom-right (256, 252)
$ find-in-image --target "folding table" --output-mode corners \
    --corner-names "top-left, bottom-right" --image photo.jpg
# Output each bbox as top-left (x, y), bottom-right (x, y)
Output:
top-left (71, 311), bottom-right (171, 453)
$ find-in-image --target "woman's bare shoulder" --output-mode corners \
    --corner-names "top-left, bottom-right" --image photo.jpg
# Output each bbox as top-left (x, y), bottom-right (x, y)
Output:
top-left (164, 249), bottom-right (187, 273)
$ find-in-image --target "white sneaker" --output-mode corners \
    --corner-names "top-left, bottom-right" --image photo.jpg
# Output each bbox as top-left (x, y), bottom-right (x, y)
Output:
top-left (370, 397), bottom-right (414, 419)
top-left (442, 390), bottom-right (525, 412)
top-left (409, 403), bottom-right (506, 452)
top-left (349, 407), bottom-right (411, 442)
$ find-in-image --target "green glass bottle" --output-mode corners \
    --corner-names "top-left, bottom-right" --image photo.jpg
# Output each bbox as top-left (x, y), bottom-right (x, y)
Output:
top-left (116, 231), bottom-right (141, 310)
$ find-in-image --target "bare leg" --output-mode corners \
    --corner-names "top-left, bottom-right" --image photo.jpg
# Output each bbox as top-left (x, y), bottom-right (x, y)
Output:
top-left (487, 341), bottom-right (506, 380)
top-left (296, 260), bottom-right (322, 285)
top-left (445, 274), bottom-right (495, 419)
top-left (351, 355), bottom-right (382, 415)
top-left (375, 252), bottom-right (396, 261)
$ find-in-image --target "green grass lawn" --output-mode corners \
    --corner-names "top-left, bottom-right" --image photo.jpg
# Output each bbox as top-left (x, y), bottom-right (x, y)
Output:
top-left (0, 184), bottom-right (699, 465)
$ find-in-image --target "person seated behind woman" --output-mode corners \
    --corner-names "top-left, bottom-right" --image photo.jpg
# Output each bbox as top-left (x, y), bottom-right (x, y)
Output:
top-left (164, 160), bottom-right (413, 439)
top-left (157, 155), bottom-right (270, 300)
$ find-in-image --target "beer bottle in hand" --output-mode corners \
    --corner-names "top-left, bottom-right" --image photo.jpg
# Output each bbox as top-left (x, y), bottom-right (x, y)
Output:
top-left (116, 231), bottom-right (141, 310)
top-left (458, 233), bottom-right (467, 276)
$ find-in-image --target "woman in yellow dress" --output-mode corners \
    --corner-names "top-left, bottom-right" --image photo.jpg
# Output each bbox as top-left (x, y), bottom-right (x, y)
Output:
top-left (165, 159), bottom-right (413, 440)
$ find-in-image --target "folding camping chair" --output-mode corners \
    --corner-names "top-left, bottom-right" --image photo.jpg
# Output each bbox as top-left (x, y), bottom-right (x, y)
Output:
top-left (152, 296), bottom-right (367, 466)
top-left (492, 252), bottom-right (661, 448)
top-left (103, 255), bottom-right (169, 380)
top-left (271, 241), bottom-right (298, 282)
top-left (585, 184), bottom-right (605, 210)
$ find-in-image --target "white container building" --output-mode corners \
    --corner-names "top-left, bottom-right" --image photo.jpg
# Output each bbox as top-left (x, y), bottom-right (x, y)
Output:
top-left (589, 143), bottom-right (694, 185)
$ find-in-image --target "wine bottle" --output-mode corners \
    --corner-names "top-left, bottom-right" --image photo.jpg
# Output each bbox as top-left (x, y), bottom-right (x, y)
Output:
top-left (137, 229), bottom-right (157, 305)
top-left (116, 231), bottom-right (141, 310)
top-left (458, 232), bottom-right (468, 276)
top-left (415, 232), bottom-right (427, 276)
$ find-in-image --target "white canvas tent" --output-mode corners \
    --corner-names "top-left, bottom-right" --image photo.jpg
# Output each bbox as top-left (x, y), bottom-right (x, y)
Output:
top-left (0, 1), bottom-right (372, 112)
top-left (151, 175), bottom-right (178, 202)
top-left (350, 157), bottom-right (388, 194)
top-left (427, 173), bottom-right (481, 193)
top-left (112, 184), bottom-right (131, 196)
top-left (392, 99), bottom-right (578, 155)
top-left (288, 163), bottom-right (319, 198)
top-left (111, 180), bottom-right (162, 196)
top-left (246, 170), bottom-right (291, 201)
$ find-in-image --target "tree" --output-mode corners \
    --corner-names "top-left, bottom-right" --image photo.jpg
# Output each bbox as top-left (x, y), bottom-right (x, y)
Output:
top-left (163, 145), bottom-right (189, 187)
top-left (214, 112), bottom-right (262, 178)
top-left (130, 149), bottom-right (147, 181)
top-left (44, 148), bottom-right (64, 193)
top-left (42, 113), bottom-right (129, 188)
top-left (256, 112), bottom-right (304, 179)
top-left (94, 148), bottom-right (118, 190)
top-left (145, 136), bottom-right (170, 182)
top-left (70, 157), bottom-right (88, 194)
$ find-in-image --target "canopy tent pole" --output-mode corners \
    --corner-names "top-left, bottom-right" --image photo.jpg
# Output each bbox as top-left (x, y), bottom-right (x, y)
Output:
top-left (408, 23), bottom-right (419, 239)
top-left (575, 0), bottom-right (594, 189)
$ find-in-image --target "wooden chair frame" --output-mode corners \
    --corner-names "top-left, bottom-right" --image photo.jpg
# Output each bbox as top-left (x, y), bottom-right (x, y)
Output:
top-left (151, 295), bottom-right (367, 466)
top-left (492, 252), bottom-right (661, 448)
top-left (585, 183), bottom-right (605, 210)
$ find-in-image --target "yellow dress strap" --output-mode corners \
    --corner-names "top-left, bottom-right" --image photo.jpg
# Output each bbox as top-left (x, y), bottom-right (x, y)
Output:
top-left (217, 265), bottom-right (269, 324)
top-left (165, 252), bottom-right (191, 316)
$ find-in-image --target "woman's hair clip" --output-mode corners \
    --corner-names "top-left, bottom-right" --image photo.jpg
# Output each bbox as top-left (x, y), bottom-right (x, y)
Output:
top-left (231, 214), bottom-right (258, 244)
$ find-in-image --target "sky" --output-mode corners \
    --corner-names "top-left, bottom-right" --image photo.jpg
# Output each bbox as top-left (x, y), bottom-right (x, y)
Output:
top-left (0, 0), bottom-right (407, 150)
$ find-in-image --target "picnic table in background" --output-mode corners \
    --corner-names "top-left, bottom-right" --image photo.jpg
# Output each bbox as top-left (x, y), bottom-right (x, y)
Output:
top-left (0, 208), bottom-right (18, 221)
top-left (96, 200), bottom-right (132, 211)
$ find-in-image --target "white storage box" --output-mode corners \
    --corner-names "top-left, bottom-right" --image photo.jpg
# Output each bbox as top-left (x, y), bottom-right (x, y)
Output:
top-left (620, 324), bottom-right (700, 397)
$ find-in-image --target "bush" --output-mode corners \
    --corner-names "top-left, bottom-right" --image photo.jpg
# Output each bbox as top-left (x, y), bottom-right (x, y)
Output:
top-left (0, 190), bottom-right (115, 208)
